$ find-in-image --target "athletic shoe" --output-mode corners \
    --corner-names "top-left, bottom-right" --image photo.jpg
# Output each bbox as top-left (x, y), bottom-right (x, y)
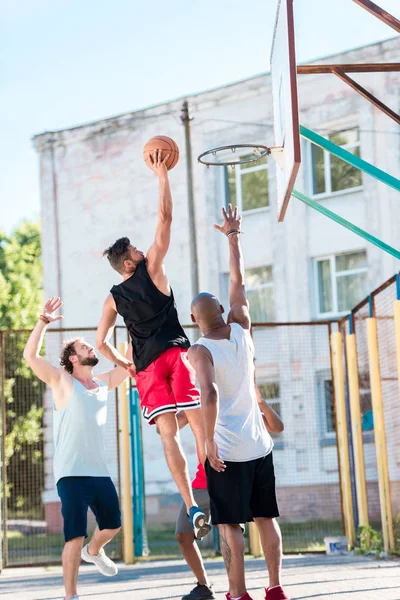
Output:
top-left (188, 506), bottom-right (212, 540)
top-left (81, 544), bottom-right (118, 576)
top-left (226, 593), bottom-right (254, 600)
top-left (182, 583), bottom-right (215, 600)
top-left (265, 586), bottom-right (290, 600)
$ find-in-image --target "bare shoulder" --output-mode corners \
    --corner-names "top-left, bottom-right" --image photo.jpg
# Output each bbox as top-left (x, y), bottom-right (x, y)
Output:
top-left (188, 343), bottom-right (213, 365)
top-left (104, 293), bottom-right (117, 310)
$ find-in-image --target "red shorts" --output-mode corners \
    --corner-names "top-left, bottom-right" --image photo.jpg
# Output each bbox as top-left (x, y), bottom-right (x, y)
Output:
top-left (136, 347), bottom-right (200, 425)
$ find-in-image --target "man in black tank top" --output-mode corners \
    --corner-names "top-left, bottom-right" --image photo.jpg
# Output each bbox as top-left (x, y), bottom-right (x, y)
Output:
top-left (96, 150), bottom-right (210, 541)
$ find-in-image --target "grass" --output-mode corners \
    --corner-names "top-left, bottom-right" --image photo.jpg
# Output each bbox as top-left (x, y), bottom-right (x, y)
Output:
top-left (2, 519), bottom-right (366, 566)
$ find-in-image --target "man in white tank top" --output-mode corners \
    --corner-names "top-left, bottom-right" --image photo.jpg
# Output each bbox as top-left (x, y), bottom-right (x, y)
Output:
top-left (188, 205), bottom-right (290, 600)
top-left (23, 297), bottom-right (131, 600)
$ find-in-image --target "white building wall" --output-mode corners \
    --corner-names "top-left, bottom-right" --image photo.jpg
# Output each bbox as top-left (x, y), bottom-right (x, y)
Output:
top-left (33, 38), bottom-right (400, 512)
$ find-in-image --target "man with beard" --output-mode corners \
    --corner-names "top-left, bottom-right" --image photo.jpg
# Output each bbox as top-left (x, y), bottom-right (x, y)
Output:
top-left (23, 297), bottom-right (131, 600)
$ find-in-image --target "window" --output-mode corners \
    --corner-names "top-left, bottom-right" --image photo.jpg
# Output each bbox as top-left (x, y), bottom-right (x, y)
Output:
top-left (315, 251), bottom-right (368, 316)
top-left (223, 265), bottom-right (275, 322)
top-left (258, 382), bottom-right (281, 418)
top-left (318, 371), bottom-right (335, 436)
top-left (310, 128), bottom-right (362, 196)
top-left (226, 154), bottom-right (269, 212)
top-left (246, 266), bottom-right (275, 322)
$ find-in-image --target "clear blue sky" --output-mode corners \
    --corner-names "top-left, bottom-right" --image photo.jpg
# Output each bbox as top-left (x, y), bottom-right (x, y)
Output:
top-left (1, 0), bottom-right (399, 233)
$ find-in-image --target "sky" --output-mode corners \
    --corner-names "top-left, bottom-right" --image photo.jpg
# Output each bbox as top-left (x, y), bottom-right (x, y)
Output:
top-left (1, 0), bottom-right (399, 233)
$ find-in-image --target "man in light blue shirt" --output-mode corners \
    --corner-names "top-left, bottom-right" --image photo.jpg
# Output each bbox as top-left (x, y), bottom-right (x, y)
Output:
top-left (24, 297), bottom-right (130, 600)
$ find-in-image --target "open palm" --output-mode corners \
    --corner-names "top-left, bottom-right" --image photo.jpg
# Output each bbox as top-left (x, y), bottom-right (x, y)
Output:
top-left (42, 297), bottom-right (63, 323)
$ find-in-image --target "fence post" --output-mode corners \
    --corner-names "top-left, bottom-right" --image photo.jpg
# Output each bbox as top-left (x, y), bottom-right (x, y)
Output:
top-left (345, 316), bottom-right (369, 528)
top-left (119, 342), bottom-right (134, 564)
top-left (366, 307), bottom-right (395, 553)
top-left (249, 522), bottom-right (262, 557)
top-left (394, 275), bottom-right (400, 400)
top-left (331, 330), bottom-right (356, 548)
top-left (0, 331), bottom-right (8, 570)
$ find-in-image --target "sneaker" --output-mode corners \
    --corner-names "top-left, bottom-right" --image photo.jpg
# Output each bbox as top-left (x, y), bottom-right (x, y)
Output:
top-left (188, 506), bottom-right (212, 540)
top-left (226, 593), bottom-right (253, 600)
top-left (265, 586), bottom-right (290, 600)
top-left (182, 583), bottom-right (215, 600)
top-left (81, 544), bottom-right (118, 576)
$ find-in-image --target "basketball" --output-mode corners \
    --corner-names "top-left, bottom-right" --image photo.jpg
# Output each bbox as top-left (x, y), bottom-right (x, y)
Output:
top-left (143, 136), bottom-right (179, 171)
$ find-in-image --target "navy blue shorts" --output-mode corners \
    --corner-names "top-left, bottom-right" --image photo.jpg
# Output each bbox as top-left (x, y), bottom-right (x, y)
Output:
top-left (57, 476), bottom-right (121, 542)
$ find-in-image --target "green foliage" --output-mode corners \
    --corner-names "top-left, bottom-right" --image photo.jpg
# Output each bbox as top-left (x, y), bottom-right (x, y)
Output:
top-left (0, 221), bottom-right (44, 516)
top-left (357, 525), bottom-right (384, 556)
top-left (0, 221), bottom-right (43, 329)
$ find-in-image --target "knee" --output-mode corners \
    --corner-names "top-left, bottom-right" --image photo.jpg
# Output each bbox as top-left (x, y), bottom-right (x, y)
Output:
top-left (64, 536), bottom-right (84, 549)
top-left (176, 532), bottom-right (194, 548)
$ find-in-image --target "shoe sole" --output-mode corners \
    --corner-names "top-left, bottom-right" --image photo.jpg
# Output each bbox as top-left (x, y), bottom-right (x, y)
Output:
top-left (193, 514), bottom-right (212, 540)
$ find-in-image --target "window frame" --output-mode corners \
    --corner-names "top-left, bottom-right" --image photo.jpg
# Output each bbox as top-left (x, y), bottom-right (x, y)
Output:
top-left (225, 154), bottom-right (270, 214)
top-left (308, 127), bottom-right (363, 199)
top-left (314, 251), bottom-right (368, 318)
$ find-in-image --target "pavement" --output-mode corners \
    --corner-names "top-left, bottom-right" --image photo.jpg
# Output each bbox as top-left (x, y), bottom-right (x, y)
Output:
top-left (0, 554), bottom-right (399, 600)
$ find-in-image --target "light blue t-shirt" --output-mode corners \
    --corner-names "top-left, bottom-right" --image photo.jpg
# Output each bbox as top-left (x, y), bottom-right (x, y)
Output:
top-left (53, 377), bottom-right (110, 484)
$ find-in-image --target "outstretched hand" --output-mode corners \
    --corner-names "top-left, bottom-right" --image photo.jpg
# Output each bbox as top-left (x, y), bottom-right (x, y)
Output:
top-left (213, 203), bottom-right (242, 236)
top-left (145, 149), bottom-right (170, 178)
top-left (41, 297), bottom-right (64, 323)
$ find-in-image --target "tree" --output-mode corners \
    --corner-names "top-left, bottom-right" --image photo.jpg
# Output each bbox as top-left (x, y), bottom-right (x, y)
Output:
top-left (0, 221), bottom-right (44, 518)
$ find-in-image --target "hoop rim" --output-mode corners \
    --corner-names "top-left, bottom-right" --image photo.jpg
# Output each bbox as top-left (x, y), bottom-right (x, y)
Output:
top-left (197, 143), bottom-right (271, 167)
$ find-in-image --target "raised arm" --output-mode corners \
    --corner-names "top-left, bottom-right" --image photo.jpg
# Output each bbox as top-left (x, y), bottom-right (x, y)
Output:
top-left (145, 150), bottom-right (173, 292)
top-left (96, 294), bottom-right (135, 373)
top-left (214, 204), bottom-right (250, 330)
top-left (97, 344), bottom-right (134, 390)
top-left (188, 345), bottom-right (225, 473)
top-left (23, 297), bottom-right (63, 387)
top-left (256, 385), bottom-right (284, 433)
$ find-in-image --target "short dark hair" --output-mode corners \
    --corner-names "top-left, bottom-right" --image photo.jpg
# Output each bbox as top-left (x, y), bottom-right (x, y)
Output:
top-left (103, 237), bottom-right (131, 273)
top-left (59, 338), bottom-right (83, 374)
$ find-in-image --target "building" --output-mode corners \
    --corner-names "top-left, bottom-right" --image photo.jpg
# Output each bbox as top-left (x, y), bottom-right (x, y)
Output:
top-left (33, 37), bottom-right (400, 530)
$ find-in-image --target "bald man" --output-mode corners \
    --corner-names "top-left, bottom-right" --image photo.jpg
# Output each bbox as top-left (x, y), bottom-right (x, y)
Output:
top-left (188, 205), bottom-right (289, 600)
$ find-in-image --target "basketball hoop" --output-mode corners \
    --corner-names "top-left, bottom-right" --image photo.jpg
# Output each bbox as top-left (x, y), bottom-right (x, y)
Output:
top-left (197, 144), bottom-right (271, 168)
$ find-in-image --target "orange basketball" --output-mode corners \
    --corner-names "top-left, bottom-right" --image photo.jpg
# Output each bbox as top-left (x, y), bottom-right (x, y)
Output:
top-left (143, 136), bottom-right (179, 171)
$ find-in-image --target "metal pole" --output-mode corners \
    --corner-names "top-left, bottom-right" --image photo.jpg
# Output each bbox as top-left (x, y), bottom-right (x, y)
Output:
top-left (0, 333), bottom-right (8, 569)
top-left (345, 326), bottom-right (369, 527)
top-left (366, 315), bottom-right (395, 552)
top-left (181, 100), bottom-right (200, 298)
top-left (119, 342), bottom-right (134, 564)
top-left (331, 331), bottom-right (356, 548)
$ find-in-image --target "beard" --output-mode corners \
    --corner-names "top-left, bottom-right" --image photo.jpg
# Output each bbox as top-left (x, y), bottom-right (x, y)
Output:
top-left (78, 356), bottom-right (99, 367)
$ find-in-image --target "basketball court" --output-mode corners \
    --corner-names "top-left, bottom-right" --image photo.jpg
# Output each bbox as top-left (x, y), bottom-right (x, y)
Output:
top-left (1, 554), bottom-right (400, 600)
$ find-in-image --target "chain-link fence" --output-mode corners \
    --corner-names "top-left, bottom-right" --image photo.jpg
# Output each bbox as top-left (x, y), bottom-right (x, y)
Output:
top-left (338, 274), bottom-right (400, 552)
top-left (0, 321), bottom-right (345, 568)
top-left (0, 327), bottom-right (127, 568)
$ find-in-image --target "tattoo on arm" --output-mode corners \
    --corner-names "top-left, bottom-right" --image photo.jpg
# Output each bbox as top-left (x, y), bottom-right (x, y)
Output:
top-left (220, 534), bottom-right (232, 574)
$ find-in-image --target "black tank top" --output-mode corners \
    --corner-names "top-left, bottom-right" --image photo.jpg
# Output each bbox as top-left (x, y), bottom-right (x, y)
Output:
top-left (110, 261), bottom-right (190, 372)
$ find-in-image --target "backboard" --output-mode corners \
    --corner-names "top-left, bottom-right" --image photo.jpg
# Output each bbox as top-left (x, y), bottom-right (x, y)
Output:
top-left (270, 0), bottom-right (301, 222)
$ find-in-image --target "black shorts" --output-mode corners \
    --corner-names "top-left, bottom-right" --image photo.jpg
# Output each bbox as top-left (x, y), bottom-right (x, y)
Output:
top-left (205, 452), bottom-right (279, 525)
top-left (57, 476), bottom-right (121, 542)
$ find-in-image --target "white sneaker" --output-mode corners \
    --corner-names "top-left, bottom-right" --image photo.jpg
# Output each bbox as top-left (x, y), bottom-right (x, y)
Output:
top-left (81, 544), bottom-right (118, 577)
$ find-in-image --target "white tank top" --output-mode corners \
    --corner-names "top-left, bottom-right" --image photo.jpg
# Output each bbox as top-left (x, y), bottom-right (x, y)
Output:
top-left (194, 323), bottom-right (273, 462)
top-left (53, 378), bottom-right (110, 484)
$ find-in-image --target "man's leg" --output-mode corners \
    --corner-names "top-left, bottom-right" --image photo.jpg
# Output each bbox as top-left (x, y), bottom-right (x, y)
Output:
top-left (176, 532), bottom-right (209, 585)
top-left (186, 408), bottom-right (206, 466)
top-left (155, 412), bottom-right (197, 512)
top-left (254, 518), bottom-right (282, 589)
top-left (88, 526), bottom-right (121, 556)
top-left (62, 536), bottom-right (84, 600)
top-left (218, 524), bottom-right (246, 598)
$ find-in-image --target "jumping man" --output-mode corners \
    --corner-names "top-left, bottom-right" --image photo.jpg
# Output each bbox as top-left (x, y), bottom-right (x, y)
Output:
top-left (97, 150), bottom-right (210, 539)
